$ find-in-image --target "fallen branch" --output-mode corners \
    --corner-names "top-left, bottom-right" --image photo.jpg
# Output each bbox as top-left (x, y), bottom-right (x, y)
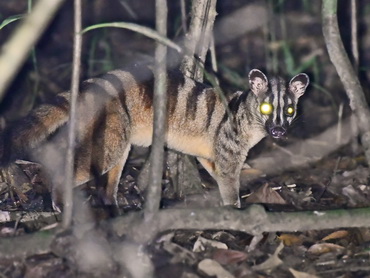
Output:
top-left (0, 230), bottom-right (54, 259)
top-left (2, 204), bottom-right (370, 259)
top-left (110, 205), bottom-right (370, 243)
top-left (0, 211), bottom-right (60, 224)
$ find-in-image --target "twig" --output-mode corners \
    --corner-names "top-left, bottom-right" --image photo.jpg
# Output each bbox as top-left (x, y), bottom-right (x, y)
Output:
top-left (0, 0), bottom-right (65, 102)
top-left (0, 211), bottom-right (61, 224)
top-left (145, 0), bottom-right (168, 219)
top-left (63, 0), bottom-right (82, 229)
top-left (209, 34), bottom-right (218, 74)
top-left (322, 0), bottom-right (370, 166)
top-left (332, 156), bottom-right (342, 177)
top-left (118, 0), bottom-right (138, 20)
top-left (180, 0), bottom-right (188, 33)
top-left (351, 0), bottom-right (359, 72)
top-left (336, 103), bottom-right (343, 144)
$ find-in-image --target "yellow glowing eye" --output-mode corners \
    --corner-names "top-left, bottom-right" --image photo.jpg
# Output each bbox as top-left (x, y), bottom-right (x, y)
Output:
top-left (286, 106), bottom-right (294, 116)
top-left (260, 102), bottom-right (273, 115)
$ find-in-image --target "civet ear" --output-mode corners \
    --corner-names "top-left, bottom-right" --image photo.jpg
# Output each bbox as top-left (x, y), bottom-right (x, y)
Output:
top-left (248, 69), bottom-right (268, 97)
top-left (289, 73), bottom-right (309, 99)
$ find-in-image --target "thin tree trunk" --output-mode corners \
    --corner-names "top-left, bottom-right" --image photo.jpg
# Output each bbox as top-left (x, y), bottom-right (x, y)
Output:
top-left (322, 0), bottom-right (370, 165)
top-left (180, 0), bottom-right (188, 34)
top-left (137, 0), bottom-right (218, 204)
top-left (181, 0), bottom-right (217, 81)
top-left (163, 0), bottom-right (217, 204)
top-left (351, 0), bottom-right (359, 72)
top-left (350, 0), bottom-right (360, 152)
top-left (63, 0), bottom-right (82, 229)
top-left (145, 0), bottom-right (168, 219)
top-left (165, 0), bottom-right (218, 203)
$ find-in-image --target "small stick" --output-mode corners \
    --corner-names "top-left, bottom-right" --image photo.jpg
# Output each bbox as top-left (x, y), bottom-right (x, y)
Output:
top-left (63, 0), bottom-right (82, 229)
top-left (145, 0), bottom-right (168, 220)
top-left (351, 0), bottom-right (359, 72)
top-left (336, 103), bottom-right (343, 144)
top-left (180, 0), bottom-right (188, 33)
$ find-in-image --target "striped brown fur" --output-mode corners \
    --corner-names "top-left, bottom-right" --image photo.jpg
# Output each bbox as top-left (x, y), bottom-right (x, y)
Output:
top-left (0, 65), bottom-right (309, 207)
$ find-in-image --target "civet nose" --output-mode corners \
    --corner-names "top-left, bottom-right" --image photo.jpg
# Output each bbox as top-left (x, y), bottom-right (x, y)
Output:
top-left (270, 126), bottom-right (286, 138)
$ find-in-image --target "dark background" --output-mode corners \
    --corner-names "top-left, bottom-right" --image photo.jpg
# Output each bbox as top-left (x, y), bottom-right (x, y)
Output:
top-left (1, 0), bottom-right (369, 140)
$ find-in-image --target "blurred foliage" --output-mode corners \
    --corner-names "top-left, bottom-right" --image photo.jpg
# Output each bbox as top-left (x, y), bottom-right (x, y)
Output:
top-left (0, 14), bottom-right (25, 30)
top-left (87, 30), bottom-right (115, 76)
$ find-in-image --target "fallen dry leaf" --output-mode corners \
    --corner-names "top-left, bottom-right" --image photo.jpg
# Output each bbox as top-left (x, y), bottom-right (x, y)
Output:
top-left (277, 234), bottom-right (303, 246)
top-left (289, 268), bottom-right (319, 278)
top-left (342, 184), bottom-right (368, 206)
top-left (252, 242), bottom-right (284, 272)
top-left (245, 183), bottom-right (287, 204)
top-left (307, 243), bottom-right (345, 255)
top-left (198, 259), bottom-right (235, 278)
top-left (162, 241), bottom-right (197, 265)
top-left (193, 236), bottom-right (227, 252)
top-left (321, 230), bottom-right (349, 241)
top-left (212, 249), bottom-right (248, 265)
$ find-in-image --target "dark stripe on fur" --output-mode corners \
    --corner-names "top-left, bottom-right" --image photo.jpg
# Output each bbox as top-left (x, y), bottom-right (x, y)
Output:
top-left (205, 90), bottom-right (216, 129)
top-left (124, 65), bottom-right (154, 110)
top-left (101, 73), bottom-right (131, 123)
top-left (276, 78), bottom-right (282, 125)
top-left (186, 85), bottom-right (204, 120)
top-left (167, 71), bottom-right (186, 116)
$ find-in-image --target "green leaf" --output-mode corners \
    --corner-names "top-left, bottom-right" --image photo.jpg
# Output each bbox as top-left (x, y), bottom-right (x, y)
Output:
top-left (82, 22), bottom-right (182, 53)
top-left (0, 14), bottom-right (25, 30)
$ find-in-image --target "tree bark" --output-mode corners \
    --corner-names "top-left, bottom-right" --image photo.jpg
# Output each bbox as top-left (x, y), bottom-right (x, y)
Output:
top-left (145, 0), bottom-right (168, 219)
top-left (63, 0), bottom-right (82, 229)
top-left (322, 0), bottom-right (370, 165)
top-left (181, 0), bottom-right (217, 81)
top-left (165, 0), bottom-right (218, 203)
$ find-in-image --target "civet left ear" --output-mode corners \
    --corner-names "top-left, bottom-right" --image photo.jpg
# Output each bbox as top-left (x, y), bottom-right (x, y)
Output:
top-left (248, 69), bottom-right (268, 98)
top-left (289, 73), bottom-right (309, 99)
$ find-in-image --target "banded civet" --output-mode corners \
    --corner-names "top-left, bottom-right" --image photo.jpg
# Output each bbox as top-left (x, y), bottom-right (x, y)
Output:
top-left (0, 65), bottom-right (309, 207)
